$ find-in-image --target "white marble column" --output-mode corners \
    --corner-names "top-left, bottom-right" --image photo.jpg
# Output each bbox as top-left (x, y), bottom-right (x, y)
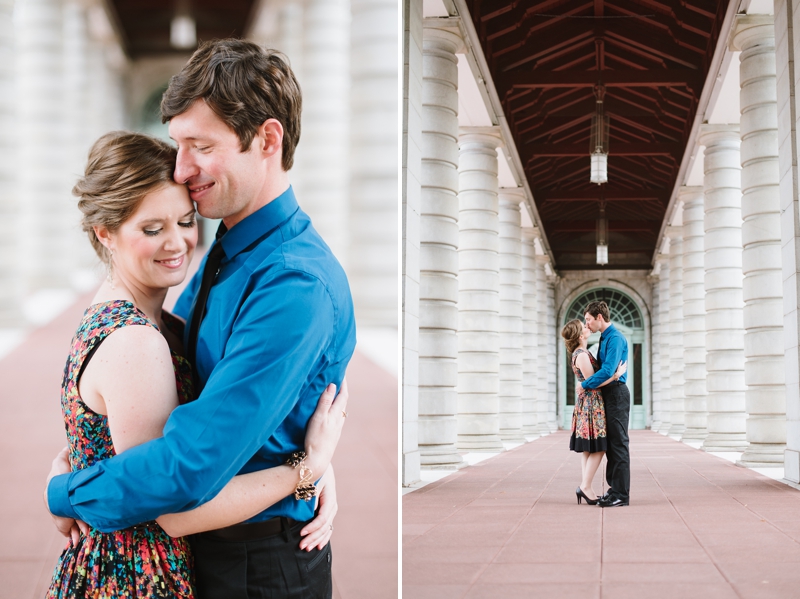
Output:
top-left (774, 0), bottom-right (800, 482)
top-left (401, 0), bottom-right (422, 484)
top-left (535, 254), bottom-right (550, 435)
top-left (0, 0), bottom-right (19, 325)
top-left (732, 16), bottom-right (787, 466)
top-left (657, 253), bottom-right (672, 434)
top-left (520, 227), bottom-right (539, 440)
top-left (667, 225), bottom-right (686, 436)
top-left (499, 189), bottom-right (525, 441)
top-left (296, 0), bottom-right (350, 264)
top-left (650, 275), bottom-right (662, 431)
top-left (456, 128), bottom-right (502, 451)
top-left (681, 187), bottom-right (709, 441)
top-left (17, 0), bottom-right (70, 293)
top-left (546, 273), bottom-right (558, 431)
top-left (520, 226), bottom-right (539, 438)
top-left (349, 0), bottom-right (398, 327)
top-left (417, 27), bottom-right (463, 468)
top-left (700, 125), bottom-right (748, 452)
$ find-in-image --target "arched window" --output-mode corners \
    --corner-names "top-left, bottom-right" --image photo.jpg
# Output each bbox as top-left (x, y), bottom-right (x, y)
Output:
top-left (564, 288), bottom-right (643, 329)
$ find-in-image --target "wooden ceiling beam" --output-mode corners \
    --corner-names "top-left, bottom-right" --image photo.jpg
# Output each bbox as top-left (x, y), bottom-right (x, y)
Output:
top-left (502, 69), bottom-right (703, 89)
top-left (527, 142), bottom-right (680, 156)
top-left (534, 188), bottom-right (668, 201)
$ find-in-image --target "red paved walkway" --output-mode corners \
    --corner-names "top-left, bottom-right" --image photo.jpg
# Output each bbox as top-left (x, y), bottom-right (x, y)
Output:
top-left (0, 290), bottom-right (397, 598)
top-left (404, 430), bottom-right (800, 599)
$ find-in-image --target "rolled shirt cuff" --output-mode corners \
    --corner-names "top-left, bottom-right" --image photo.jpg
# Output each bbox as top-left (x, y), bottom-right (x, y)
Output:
top-left (47, 472), bottom-right (78, 520)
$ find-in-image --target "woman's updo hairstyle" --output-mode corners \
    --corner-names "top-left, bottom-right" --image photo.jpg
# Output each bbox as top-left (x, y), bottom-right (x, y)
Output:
top-left (561, 319), bottom-right (584, 354)
top-left (73, 131), bottom-right (178, 265)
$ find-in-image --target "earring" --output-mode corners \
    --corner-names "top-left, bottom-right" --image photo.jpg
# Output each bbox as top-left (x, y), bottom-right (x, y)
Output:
top-left (107, 250), bottom-right (115, 289)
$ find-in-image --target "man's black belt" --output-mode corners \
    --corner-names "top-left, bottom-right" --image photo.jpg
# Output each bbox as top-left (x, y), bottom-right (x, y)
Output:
top-left (198, 517), bottom-right (299, 542)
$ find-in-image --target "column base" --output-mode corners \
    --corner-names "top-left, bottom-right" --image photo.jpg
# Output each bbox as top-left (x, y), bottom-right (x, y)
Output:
top-left (681, 427), bottom-right (708, 441)
top-left (785, 449), bottom-right (800, 483)
top-left (521, 427), bottom-right (540, 440)
top-left (701, 434), bottom-right (748, 453)
top-left (738, 444), bottom-right (786, 468)
top-left (668, 424), bottom-right (686, 437)
top-left (500, 431), bottom-right (527, 442)
top-left (457, 436), bottom-right (505, 452)
top-left (658, 423), bottom-right (672, 435)
top-left (420, 450), bottom-right (465, 469)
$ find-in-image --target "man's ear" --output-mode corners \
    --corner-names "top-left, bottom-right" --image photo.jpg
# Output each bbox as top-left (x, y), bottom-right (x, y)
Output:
top-left (257, 119), bottom-right (284, 160)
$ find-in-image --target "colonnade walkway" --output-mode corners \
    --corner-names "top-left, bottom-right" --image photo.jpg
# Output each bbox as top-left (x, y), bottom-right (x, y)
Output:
top-left (0, 289), bottom-right (397, 599)
top-left (404, 430), bottom-right (800, 599)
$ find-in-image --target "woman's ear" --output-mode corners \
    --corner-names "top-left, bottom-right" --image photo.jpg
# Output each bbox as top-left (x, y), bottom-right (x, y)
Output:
top-left (93, 225), bottom-right (113, 251)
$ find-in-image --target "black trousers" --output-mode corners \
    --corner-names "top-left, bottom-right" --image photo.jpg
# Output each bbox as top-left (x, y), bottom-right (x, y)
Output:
top-left (602, 382), bottom-right (631, 501)
top-left (189, 519), bottom-right (332, 599)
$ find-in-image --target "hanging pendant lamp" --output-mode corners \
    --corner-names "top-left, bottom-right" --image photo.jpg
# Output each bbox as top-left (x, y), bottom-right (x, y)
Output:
top-left (596, 200), bottom-right (608, 265)
top-left (590, 84), bottom-right (609, 185)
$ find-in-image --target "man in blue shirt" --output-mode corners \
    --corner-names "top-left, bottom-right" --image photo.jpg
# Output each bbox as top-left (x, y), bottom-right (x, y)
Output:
top-left (46, 40), bottom-right (356, 597)
top-left (578, 300), bottom-right (630, 507)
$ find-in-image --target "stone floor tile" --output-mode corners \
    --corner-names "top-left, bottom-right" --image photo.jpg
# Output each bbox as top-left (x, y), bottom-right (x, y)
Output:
top-left (477, 561), bottom-right (601, 584)
top-left (600, 582), bottom-right (738, 599)
top-left (465, 582), bottom-right (600, 599)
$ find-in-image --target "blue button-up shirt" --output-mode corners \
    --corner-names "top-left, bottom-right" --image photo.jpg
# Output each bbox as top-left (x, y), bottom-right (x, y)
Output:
top-left (48, 187), bottom-right (356, 532)
top-left (582, 323), bottom-right (627, 389)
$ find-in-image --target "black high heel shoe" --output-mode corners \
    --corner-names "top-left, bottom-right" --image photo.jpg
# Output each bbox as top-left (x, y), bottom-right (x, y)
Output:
top-left (576, 486), bottom-right (598, 505)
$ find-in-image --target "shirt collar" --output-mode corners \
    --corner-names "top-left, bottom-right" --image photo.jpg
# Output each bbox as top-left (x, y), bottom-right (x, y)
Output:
top-left (600, 323), bottom-right (616, 339)
top-left (218, 186), bottom-right (298, 258)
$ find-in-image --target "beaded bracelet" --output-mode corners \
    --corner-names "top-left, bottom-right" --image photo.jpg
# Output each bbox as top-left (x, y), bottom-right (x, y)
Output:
top-left (286, 451), bottom-right (317, 501)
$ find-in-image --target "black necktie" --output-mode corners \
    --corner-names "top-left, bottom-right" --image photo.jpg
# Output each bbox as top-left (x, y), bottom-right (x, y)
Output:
top-left (187, 223), bottom-right (227, 392)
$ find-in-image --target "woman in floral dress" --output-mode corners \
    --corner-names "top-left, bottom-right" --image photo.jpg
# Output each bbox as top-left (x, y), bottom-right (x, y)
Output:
top-left (44, 132), bottom-right (346, 598)
top-left (561, 319), bottom-right (625, 506)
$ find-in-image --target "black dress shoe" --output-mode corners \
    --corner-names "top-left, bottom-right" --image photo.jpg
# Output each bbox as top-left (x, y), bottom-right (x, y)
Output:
top-left (599, 490), bottom-right (612, 502)
top-left (597, 496), bottom-right (629, 508)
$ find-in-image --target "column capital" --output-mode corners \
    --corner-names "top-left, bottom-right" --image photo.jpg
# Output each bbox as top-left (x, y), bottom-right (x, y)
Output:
top-left (535, 254), bottom-right (550, 265)
top-left (498, 187), bottom-right (526, 205)
top-left (665, 225), bottom-right (683, 240)
top-left (656, 252), bottom-right (670, 265)
top-left (458, 126), bottom-right (502, 147)
top-left (730, 14), bottom-right (774, 52)
top-left (678, 185), bottom-right (703, 199)
top-left (699, 124), bottom-right (740, 148)
top-left (521, 226), bottom-right (536, 241)
top-left (422, 22), bottom-right (465, 53)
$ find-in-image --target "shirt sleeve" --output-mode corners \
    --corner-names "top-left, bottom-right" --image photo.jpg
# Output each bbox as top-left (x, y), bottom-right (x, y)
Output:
top-left (47, 269), bottom-right (335, 532)
top-left (582, 333), bottom-right (624, 389)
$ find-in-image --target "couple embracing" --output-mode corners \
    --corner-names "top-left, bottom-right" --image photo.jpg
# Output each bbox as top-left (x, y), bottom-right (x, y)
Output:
top-left (42, 39), bottom-right (354, 598)
top-left (561, 300), bottom-right (630, 508)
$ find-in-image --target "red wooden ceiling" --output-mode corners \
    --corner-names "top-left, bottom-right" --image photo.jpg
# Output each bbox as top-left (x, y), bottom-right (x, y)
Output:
top-left (466, 0), bottom-right (729, 270)
top-left (109, 1), bottom-right (256, 58)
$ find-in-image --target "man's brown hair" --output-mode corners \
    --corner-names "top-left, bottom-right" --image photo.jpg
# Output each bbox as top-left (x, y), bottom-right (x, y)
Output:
top-left (584, 300), bottom-right (611, 323)
top-left (161, 39), bottom-right (302, 171)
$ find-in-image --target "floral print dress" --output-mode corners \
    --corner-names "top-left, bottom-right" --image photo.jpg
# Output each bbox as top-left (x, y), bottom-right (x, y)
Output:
top-left (569, 348), bottom-right (608, 453)
top-left (46, 300), bottom-right (196, 598)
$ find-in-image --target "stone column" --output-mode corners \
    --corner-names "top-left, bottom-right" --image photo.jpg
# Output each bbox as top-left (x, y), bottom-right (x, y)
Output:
top-left (650, 275), bottom-right (662, 431)
top-left (349, 0), bottom-right (398, 327)
top-left (657, 253), bottom-right (672, 434)
top-left (417, 27), bottom-right (463, 468)
top-left (520, 226), bottom-right (539, 438)
top-left (732, 16), bottom-right (787, 467)
top-left (296, 0), bottom-right (350, 264)
top-left (774, 0), bottom-right (800, 482)
top-left (681, 187), bottom-right (709, 440)
top-left (499, 189), bottom-right (525, 441)
top-left (535, 254), bottom-right (550, 435)
top-left (401, 0), bottom-right (422, 484)
top-left (0, 0), bottom-right (19, 325)
top-left (667, 224), bottom-right (686, 436)
top-left (456, 127), bottom-right (502, 451)
top-left (700, 125), bottom-right (748, 452)
top-left (17, 0), bottom-right (70, 293)
top-left (546, 273), bottom-right (558, 431)
top-left (277, 3), bottom-right (304, 81)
